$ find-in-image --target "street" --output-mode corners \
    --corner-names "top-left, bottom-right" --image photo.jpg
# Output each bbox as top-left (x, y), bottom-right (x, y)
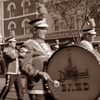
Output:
top-left (0, 76), bottom-right (30, 100)
top-left (1, 75), bottom-right (100, 100)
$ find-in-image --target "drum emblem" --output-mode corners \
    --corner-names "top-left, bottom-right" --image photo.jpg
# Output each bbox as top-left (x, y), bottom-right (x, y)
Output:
top-left (58, 67), bottom-right (89, 82)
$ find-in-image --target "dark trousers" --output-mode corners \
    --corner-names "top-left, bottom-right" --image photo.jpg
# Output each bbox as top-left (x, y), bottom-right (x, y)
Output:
top-left (28, 94), bottom-right (55, 100)
top-left (0, 74), bottom-right (24, 100)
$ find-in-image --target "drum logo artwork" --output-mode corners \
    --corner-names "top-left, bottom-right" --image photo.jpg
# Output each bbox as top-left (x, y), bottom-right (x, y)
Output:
top-left (58, 55), bottom-right (90, 92)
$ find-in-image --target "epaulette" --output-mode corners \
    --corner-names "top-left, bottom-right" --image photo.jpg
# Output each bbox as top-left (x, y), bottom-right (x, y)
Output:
top-left (24, 39), bottom-right (33, 43)
top-left (24, 39), bottom-right (39, 46)
top-left (3, 48), bottom-right (8, 52)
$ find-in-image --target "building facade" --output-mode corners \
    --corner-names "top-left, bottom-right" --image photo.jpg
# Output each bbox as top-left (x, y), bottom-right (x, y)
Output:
top-left (1, 0), bottom-right (79, 46)
top-left (3, 0), bottom-right (37, 42)
top-left (0, 0), bottom-right (4, 43)
top-left (0, 0), bottom-right (100, 46)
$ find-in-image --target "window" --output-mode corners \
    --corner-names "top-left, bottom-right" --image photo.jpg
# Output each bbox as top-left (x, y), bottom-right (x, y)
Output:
top-left (11, 24), bottom-right (15, 31)
top-left (60, 22), bottom-right (64, 30)
top-left (69, 23), bottom-right (75, 29)
top-left (7, 2), bottom-right (16, 18)
top-left (10, 5), bottom-right (15, 17)
top-left (55, 19), bottom-right (59, 31)
top-left (8, 21), bottom-right (16, 37)
top-left (24, 2), bottom-right (29, 14)
top-left (69, 17), bottom-right (75, 29)
top-left (60, 22), bottom-right (68, 30)
top-left (21, 0), bottom-right (30, 15)
top-left (10, 24), bottom-right (15, 37)
top-left (25, 22), bottom-right (30, 34)
top-left (22, 18), bottom-right (30, 35)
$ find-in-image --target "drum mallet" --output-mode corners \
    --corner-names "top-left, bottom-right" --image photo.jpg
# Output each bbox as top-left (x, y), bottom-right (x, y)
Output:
top-left (49, 79), bottom-right (60, 87)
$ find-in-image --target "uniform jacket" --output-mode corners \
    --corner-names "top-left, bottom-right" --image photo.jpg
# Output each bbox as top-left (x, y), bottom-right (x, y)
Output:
top-left (3, 46), bottom-right (20, 74)
top-left (19, 38), bottom-right (53, 93)
top-left (79, 40), bottom-right (100, 63)
top-left (19, 38), bottom-right (53, 70)
top-left (79, 40), bottom-right (94, 51)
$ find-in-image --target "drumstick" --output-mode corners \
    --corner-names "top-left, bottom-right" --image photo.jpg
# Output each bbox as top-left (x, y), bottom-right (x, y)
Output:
top-left (48, 78), bottom-right (60, 87)
top-left (49, 78), bottom-right (54, 83)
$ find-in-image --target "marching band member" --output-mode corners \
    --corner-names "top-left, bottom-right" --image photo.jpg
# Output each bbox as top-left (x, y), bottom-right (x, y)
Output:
top-left (53, 39), bottom-right (59, 51)
top-left (0, 37), bottom-right (24, 100)
top-left (79, 17), bottom-right (96, 51)
top-left (18, 4), bottom-right (55, 100)
top-left (80, 28), bottom-right (96, 51)
top-left (18, 18), bottom-right (54, 100)
top-left (79, 17), bottom-right (100, 62)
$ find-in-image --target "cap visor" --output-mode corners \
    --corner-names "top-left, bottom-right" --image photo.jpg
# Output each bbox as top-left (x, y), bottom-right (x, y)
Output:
top-left (9, 39), bottom-right (16, 42)
top-left (37, 24), bottom-right (49, 27)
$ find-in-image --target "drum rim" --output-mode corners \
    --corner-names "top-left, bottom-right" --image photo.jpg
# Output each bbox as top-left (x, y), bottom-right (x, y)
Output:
top-left (48, 45), bottom-right (99, 64)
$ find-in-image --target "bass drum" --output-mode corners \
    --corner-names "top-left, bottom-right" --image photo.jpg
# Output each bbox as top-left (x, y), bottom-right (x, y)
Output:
top-left (46, 46), bottom-right (100, 100)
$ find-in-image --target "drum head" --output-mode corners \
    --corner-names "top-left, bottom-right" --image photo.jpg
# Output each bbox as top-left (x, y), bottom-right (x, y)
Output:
top-left (47, 46), bottom-right (100, 100)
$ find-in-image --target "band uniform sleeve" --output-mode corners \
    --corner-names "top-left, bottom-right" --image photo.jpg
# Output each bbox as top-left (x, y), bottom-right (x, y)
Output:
top-left (20, 58), bottom-right (41, 82)
top-left (3, 47), bottom-right (19, 60)
top-left (21, 63), bottom-right (40, 77)
top-left (21, 58), bottom-right (40, 74)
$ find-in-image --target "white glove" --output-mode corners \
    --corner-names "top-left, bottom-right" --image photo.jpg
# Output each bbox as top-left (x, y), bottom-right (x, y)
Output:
top-left (38, 71), bottom-right (50, 81)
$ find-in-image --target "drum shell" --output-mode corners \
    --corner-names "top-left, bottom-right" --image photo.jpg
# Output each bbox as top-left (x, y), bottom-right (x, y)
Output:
top-left (46, 46), bottom-right (100, 100)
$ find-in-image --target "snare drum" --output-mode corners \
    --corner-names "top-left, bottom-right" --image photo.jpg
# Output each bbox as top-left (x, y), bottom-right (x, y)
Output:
top-left (46, 46), bottom-right (100, 100)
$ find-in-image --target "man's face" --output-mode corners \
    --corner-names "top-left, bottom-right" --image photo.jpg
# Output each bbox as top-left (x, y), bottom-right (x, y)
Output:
top-left (36, 27), bottom-right (48, 39)
top-left (9, 41), bottom-right (16, 48)
top-left (86, 33), bottom-right (96, 42)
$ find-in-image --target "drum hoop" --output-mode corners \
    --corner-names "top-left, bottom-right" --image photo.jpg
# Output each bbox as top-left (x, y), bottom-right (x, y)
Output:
top-left (48, 45), bottom-right (99, 65)
top-left (47, 45), bottom-right (98, 67)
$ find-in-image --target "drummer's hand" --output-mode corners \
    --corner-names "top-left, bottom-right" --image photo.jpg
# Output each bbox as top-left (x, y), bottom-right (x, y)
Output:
top-left (38, 72), bottom-right (50, 81)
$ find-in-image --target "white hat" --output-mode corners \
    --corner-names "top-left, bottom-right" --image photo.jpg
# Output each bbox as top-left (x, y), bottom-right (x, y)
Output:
top-left (29, 18), bottom-right (49, 28)
top-left (82, 18), bottom-right (96, 35)
top-left (9, 38), bottom-right (16, 42)
top-left (83, 28), bottom-right (97, 35)
top-left (5, 37), bottom-right (16, 43)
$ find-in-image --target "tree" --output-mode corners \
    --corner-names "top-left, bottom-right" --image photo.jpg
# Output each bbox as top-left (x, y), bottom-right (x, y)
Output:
top-left (35, 0), bottom-right (100, 43)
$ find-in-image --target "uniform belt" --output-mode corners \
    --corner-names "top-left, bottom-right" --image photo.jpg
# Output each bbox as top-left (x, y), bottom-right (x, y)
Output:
top-left (25, 90), bottom-right (48, 94)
